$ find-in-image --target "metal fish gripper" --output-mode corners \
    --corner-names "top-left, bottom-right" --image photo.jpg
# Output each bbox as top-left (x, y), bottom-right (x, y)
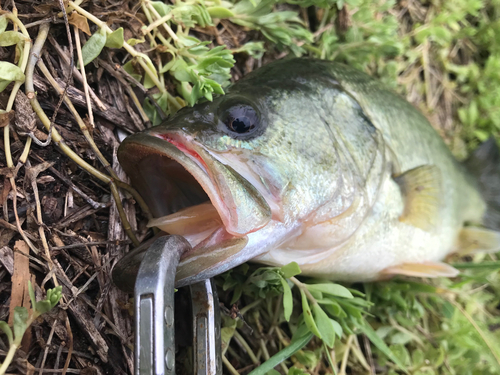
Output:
top-left (116, 235), bottom-right (222, 375)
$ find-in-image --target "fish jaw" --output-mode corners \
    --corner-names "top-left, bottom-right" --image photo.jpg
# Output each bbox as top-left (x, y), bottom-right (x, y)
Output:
top-left (118, 130), bottom-right (271, 236)
top-left (117, 129), bottom-right (276, 283)
top-left (175, 220), bottom-right (302, 287)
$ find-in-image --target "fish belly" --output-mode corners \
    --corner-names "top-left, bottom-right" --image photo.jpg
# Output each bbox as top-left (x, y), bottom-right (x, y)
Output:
top-left (256, 176), bottom-right (459, 282)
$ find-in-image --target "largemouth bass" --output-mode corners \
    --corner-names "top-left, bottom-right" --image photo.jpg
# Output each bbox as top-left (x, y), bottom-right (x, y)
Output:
top-left (117, 58), bottom-right (500, 287)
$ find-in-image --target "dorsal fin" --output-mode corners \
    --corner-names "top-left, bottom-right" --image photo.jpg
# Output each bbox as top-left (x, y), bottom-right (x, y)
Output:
top-left (393, 165), bottom-right (442, 232)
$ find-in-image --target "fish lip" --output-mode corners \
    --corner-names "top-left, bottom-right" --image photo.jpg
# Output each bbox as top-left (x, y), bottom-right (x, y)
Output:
top-left (118, 130), bottom-right (265, 236)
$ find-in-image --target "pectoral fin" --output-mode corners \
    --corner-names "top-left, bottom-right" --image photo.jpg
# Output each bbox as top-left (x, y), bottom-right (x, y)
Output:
top-left (381, 262), bottom-right (459, 278)
top-left (456, 226), bottom-right (500, 254)
top-left (394, 165), bottom-right (442, 232)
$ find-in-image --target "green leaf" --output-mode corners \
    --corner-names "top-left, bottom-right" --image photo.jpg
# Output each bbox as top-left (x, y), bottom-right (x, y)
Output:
top-left (28, 281), bottom-right (36, 310)
top-left (390, 331), bottom-right (413, 345)
top-left (318, 299), bottom-right (345, 317)
top-left (159, 58), bottom-right (176, 74)
top-left (0, 31), bottom-right (25, 47)
top-left (0, 16), bottom-right (8, 34)
top-left (233, 41), bottom-right (266, 59)
top-left (356, 322), bottom-right (408, 373)
top-left (280, 262), bottom-right (301, 278)
top-left (81, 28), bottom-right (106, 66)
top-left (0, 79), bottom-right (11, 93)
top-left (390, 344), bottom-right (411, 367)
top-left (207, 6), bottom-right (235, 19)
top-left (312, 304), bottom-right (335, 348)
top-left (105, 27), bottom-right (124, 48)
top-left (126, 37), bottom-right (145, 47)
top-left (35, 300), bottom-right (52, 314)
top-left (221, 324), bottom-right (236, 356)
top-left (151, 1), bottom-right (171, 17)
top-left (230, 285), bottom-right (243, 305)
top-left (0, 321), bottom-right (13, 345)
top-left (0, 61), bottom-right (25, 82)
top-left (178, 81), bottom-right (195, 106)
top-left (280, 277), bottom-right (293, 322)
top-left (305, 283), bottom-right (353, 299)
top-left (300, 290), bottom-right (321, 339)
top-left (122, 60), bottom-right (142, 82)
top-left (331, 319), bottom-right (343, 338)
top-left (288, 366), bottom-right (309, 375)
top-left (13, 306), bottom-right (28, 342)
top-left (204, 78), bottom-right (224, 95)
top-left (247, 332), bottom-right (313, 375)
top-left (50, 286), bottom-right (62, 307)
top-left (141, 55), bottom-right (159, 89)
top-left (198, 56), bottom-right (234, 70)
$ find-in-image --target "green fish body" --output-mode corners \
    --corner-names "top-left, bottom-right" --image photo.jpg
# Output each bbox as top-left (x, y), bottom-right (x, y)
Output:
top-left (118, 58), bottom-right (496, 286)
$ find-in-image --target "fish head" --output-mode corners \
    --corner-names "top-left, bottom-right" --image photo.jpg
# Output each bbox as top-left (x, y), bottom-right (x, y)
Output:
top-left (118, 59), bottom-right (359, 285)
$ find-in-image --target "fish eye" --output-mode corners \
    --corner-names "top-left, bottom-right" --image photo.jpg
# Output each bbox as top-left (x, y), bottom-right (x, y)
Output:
top-left (220, 104), bottom-right (259, 135)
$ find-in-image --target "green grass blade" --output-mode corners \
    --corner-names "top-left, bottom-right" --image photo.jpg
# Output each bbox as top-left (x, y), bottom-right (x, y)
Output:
top-left (451, 261), bottom-right (500, 270)
top-left (356, 322), bottom-right (409, 374)
top-left (248, 332), bottom-right (314, 375)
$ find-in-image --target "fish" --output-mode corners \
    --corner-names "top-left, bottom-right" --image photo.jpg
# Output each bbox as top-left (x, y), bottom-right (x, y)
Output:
top-left (116, 58), bottom-right (500, 288)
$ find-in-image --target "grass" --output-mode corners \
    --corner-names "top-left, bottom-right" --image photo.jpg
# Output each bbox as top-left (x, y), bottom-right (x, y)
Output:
top-left (0, 0), bottom-right (499, 374)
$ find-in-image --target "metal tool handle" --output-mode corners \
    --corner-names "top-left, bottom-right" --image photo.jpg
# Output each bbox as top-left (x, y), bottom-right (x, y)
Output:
top-left (134, 235), bottom-right (190, 375)
top-left (190, 279), bottom-right (222, 375)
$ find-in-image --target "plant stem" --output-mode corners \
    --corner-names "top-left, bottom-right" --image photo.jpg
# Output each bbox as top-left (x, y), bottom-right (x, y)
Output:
top-left (234, 330), bottom-right (259, 364)
top-left (19, 137), bottom-right (32, 163)
top-left (145, 1), bottom-right (179, 42)
top-left (290, 277), bottom-right (318, 305)
top-left (142, 12), bottom-right (173, 34)
top-left (222, 355), bottom-right (240, 375)
top-left (0, 342), bottom-right (19, 375)
top-left (3, 12), bottom-right (33, 168)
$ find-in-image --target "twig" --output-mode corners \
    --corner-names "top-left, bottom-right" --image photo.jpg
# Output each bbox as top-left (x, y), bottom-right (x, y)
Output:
top-left (62, 314), bottom-right (73, 375)
top-left (51, 241), bottom-right (130, 251)
top-left (362, 335), bottom-right (375, 375)
top-left (38, 60), bottom-right (118, 178)
top-left (26, 160), bottom-right (59, 288)
top-left (73, 25), bottom-right (95, 128)
top-left (24, 17), bottom-right (57, 29)
top-left (38, 319), bottom-right (58, 375)
top-left (38, 0), bottom-right (74, 148)
top-left (97, 59), bottom-right (151, 126)
top-left (49, 35), bottom-right (107, 111)
top-left (234, 330), bottom-right (259, 365)
top-left (30, 153), bottom-right (106, 210)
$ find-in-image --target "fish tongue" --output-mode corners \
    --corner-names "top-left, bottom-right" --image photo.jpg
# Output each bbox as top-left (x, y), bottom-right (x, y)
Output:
top-left (147, 202), bottom-right (223, 246)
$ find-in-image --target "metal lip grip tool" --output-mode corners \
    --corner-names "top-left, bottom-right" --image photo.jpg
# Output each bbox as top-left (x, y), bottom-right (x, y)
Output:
top-left (114, 235), bottom-right (222, 375)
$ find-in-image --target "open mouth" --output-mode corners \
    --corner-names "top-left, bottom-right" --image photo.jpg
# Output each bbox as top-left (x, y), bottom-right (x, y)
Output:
top-left (117, 131), bottom-right (271, 256)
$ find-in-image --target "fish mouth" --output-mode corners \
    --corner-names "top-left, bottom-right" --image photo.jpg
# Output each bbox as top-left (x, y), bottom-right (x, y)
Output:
top-left (117, 130), bottom-right (272, 283)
